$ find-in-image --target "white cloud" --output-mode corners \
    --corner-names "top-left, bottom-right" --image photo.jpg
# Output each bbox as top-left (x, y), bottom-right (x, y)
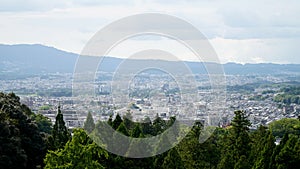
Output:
top-left (0, 0), bottom-right (299, 63)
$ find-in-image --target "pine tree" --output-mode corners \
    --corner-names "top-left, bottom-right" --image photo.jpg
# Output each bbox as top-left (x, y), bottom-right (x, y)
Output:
top-left (141, 116), bottom-right (154, 136)
top-left (269, 132), bottom-right (290, 169)
top-left (162, 148), bottom-right (185, 169)
top-left (275, 135), bottom-right (299, 169)
top-left (49, 105), bottom-right (71, 150)
top-left (110, 122), bottom-right (130, 156)
top-left (153, 114), bottom-right (167, 135)
top-left (123, 111), bottom-right (134, 130)
top-left (84, 111), bottom-right (95, 134)
top-left (112, 113), bottom-right (123, 130)
top-left (249, 125), bottom-right (268, 165)
top-left (131, 124), bottom-right (143, 138)
top-left (253, 131), bottom-right (275, 169)
top-left (218, 110), bottom-right (251, 169)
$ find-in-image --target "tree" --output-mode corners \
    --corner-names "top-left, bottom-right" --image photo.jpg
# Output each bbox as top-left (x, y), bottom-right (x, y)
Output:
top-left (131, 124), bottom-right (143, 138)
top-left (112, 114), bottom-right (123, 130)
top-left (249, 125), bottom-right (268, 165)
top-left (269, 133), bottom-right (290, 169)
top-left (123, 111), bottom-right (134, 130)
top-left (275, 135), bottom-right (300, 169)
top-left (109, 122), bottom-right (130, 157)
top-left (0, 92), bottom-right (48, 169)
top-left (49, 105), bottom-right (71, 150)
top-left (269, 118), bottom-right (300, 137)
top-left (178, 121), bottom-right (220, 169)
top-left (153, 114), bottom-right (166, 135)
top-left (32, 113), bottom-right (52, 134)
top-left (162, 148), bottom-right (185, 169)
top-left (84, 112), bottom-right (95, 134)
top-left (218, 110), bottom-right (251, 169)
top-left (154, 132), bottom-right (173, 168)
top-left (252, 130), bottom-right (275, 169)
top-left (44, 128), bottom-right (108, 169)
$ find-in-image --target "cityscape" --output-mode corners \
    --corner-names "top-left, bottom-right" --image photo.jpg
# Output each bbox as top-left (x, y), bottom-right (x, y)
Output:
top-left (1, 71), bottom-right (299, 130)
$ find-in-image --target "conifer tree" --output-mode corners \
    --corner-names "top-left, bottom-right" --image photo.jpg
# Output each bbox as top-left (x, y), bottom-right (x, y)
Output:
top-left (49, 105), bottom-right (71, 150)
top-left (112, 113), bottom-right (123, 130)
top-left (131, 124), bottom-right (143, 138)
top-left (84, 111), bottom-right (95, 134)
top-left (218, 110), bottom-right (251, 169)
top-left (253, 131), bottom-right (275, 169)
top-left (275, 135), bottom-right (298, 169)
top-left (162, 148), bottom-right (185, 169)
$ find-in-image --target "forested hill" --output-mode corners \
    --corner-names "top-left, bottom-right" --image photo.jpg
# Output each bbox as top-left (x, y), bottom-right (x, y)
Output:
top-left (1, 44), bottom-right (300, 78)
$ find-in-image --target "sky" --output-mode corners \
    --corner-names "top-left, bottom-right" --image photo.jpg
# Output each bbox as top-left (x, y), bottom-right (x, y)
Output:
top-left (0, 0), bottom-right (299, 64)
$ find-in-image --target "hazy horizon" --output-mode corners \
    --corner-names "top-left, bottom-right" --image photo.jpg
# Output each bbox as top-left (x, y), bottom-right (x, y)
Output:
top-left (1, 43), bottom-right (300, 65)
top-left (0, 0), bottom-right (299, 64)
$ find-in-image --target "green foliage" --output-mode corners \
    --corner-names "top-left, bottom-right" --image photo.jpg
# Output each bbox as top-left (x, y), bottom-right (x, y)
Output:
top-left (49, 105), bottom-right (71, 150)
top-left (3, 95), bottom-right (300, 169)
top-left (0, 92), bottom-right (49, 169)
top-left (275, 135), bottom-right (300, 169)
top-left (131, 124), bottom-right (143, 138)
top-left (141, 116), bottom-right (154, 136)
top-left (112, 113), bottom-right (123, 130)
top-left (116, 122), bottom-right (130, 136)
top-left (252, 129), bottom-right (276, 169)
top-left (123, 111), bottom-right (134, 130)
top-left (274, 86), bottom-right (300, 104)
top-left (32, 113), bottom-right (52, 134)
top-left (44, 128), bottom-right (108, 169)
top-left (218, 110), bottom-right (251, 169)
top-left (178, 122), bottom-right (221, 169)
top-left (84, 112), bottom-right (95, 134)
top-left (39, 105), bottom-right (51, 110)
top-left (269, 118), bottom-right (300, 137)
top-left (153, 114), bottom-right (167, 135)
top-left (162, 148), bottom-right (184, 169)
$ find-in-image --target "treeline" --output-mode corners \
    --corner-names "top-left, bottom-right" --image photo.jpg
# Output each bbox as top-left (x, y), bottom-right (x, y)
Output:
top-left (1, 92), bottom-right (300, 169)
top-left (274, 86), bottom-right (300, 105)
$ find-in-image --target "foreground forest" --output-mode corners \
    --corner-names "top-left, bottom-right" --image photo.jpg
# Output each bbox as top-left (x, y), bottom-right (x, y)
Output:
top-left (1, 92), bottom-right (300, 169)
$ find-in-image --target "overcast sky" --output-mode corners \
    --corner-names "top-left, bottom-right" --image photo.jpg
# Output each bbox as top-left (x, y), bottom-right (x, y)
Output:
top-left (0, 0), bottom-right (299, 64)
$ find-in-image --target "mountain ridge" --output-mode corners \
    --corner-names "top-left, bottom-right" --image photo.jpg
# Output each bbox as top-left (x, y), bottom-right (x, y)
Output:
top-left (0, 44), bottom-right (299, 77)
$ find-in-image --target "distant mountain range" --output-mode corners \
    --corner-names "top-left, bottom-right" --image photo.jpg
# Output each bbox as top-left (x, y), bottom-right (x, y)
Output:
top-left (0, 44), bottom-right (299, 78)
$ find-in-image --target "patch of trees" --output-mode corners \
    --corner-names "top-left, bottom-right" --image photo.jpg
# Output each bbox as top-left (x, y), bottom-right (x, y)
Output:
top-left (0, 92), bottom-right (51, 169)
top-left (2, 92), bottom-right (300, 169)
top-left (274, 86), bottom-right (300, 105)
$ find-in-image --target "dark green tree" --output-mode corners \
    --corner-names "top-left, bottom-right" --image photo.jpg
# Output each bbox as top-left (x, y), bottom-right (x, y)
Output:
top-left (123, 111), bottom-right (134, 130)
top-left (153, 114), bottom-right (167, 135)
top-left (84, 111), bottom-right (95, 134)
top-left (116, 122), bottom-right (130, 136)
top-left (218, 110), bottom-right (251, 169)
top-left (131, 124), bottom-right (143, 138)
top-left (162, 148), bottom-right (185, 169)
top-left (252, 130), bottom-right (275, 169)
top-left (269, 133), bottom-right (290, 169)
top-left (141, 116), bottom-right (154, 136)
top-left (32, 113), bottom-right (52, 134)
top-left (0, 92), bottom-right (48, 169)
top-left (275, 135), bottom-right (299, 169)
top-left (49, 105), bottom-right (71, 150)
top-left (112, 113), bottom-right (123, 130)
top-left (154, 132), bottom-right (173, 168)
